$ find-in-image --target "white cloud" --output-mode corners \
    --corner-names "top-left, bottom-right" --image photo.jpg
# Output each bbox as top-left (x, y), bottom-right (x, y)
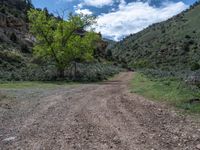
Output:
top-left (75, 8), bottom-right (93, 15)
top-left (57, 0), bottom-right (73, 3)
top-left (82, 0), bottom-right (114, 7)
top-left (118, 0), bottom-right (126, 8)
top-left (95, 1), bottom-right (188, 41)
top-left (77, 3), bottom-right (83, 9)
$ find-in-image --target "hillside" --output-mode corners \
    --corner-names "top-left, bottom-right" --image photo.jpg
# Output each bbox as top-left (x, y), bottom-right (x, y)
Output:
top-left (0, 0), bottom-right (36, 81)
top-left (0, 0), bottom-right (120, 82)
top-left (0, 0), bottom-right (34, 49)
top-left (108, 1), bottom-right (200, 74)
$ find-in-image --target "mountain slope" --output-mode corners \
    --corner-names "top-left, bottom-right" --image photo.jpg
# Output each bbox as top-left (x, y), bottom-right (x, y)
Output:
top-left (0, 0), bottom-right (120, 81)
top-left (0, 0), bottom-right (34, 48)
top-left (109, 1), bottom-right (200, 72)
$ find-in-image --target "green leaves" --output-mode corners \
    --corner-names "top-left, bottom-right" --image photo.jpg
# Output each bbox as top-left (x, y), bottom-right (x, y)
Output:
top-left (28, 9), bottom-right (100, 77)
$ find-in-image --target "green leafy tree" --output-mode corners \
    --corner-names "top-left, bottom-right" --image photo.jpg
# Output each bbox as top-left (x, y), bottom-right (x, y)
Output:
top-left (28, 9), bottom-right (100, 78)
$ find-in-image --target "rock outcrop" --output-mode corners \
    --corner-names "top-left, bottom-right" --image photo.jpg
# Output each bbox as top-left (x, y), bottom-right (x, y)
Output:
top-left (0, 0), bottom-right (34, 49)
top-left (0, 12), bottom-right (34, 48)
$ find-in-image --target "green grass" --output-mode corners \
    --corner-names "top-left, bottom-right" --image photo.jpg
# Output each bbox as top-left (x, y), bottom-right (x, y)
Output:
top-left (131, 73), bottom-right (200, 113)
top-left (0, 81), bottom-right (77, 89)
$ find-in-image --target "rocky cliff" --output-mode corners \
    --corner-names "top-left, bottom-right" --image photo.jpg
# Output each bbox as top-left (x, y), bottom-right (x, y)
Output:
top-left (0, 0), bottom-right (34, 51)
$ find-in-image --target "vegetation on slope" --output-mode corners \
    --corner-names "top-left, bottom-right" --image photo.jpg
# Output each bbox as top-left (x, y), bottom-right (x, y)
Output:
top-left (131, 73), bottom-right (200, 113)
top-left (109, 1), bottom-right (200, 76)
top-left (0, 0), bottom-right (121, 82)
top-left (106, 1), bottom-right (200, 112)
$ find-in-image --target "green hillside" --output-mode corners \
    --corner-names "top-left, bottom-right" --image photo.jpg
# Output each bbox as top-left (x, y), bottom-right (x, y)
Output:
top-left (0, 0), bottom-right (121, 82)
top-left (109, 1), bottom-right (200, 75)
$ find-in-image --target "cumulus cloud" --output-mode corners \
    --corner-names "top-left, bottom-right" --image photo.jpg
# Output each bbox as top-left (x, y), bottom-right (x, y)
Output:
top-left (75, 8), bottom-right (93, 15)
top-left (82, 0), bottom-right (114, 7)
top-left (95, 1), bottom-right (188, 41)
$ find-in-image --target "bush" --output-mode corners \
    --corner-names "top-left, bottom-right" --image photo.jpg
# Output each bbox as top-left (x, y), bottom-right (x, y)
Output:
top-left (10, 33), bottom-right (17, 43)
top-left (191, 62), bottom-right (200, 71)
top-left (0, 50), bottom-right (23, 63)
top-left (185, 35), bottom-right (191, 39)
top-left (106, 49), bottom-right (112, 58)
top-left (139, 69), bottom-right (175, 79)
top-left (72, 63), bottom-right (122, 82)
top-left (20, 43), bottom-right (30, 53)
top-left (131, 60), bottom-right (150, 68)
top-left (0, 7), bottom-right (6, 13)
top-left (186, 70), bottom-right (200, 87)
top-left (0, 64), bottom-right (57, 81)
top-left (0, 62), bottom-right (122, 82)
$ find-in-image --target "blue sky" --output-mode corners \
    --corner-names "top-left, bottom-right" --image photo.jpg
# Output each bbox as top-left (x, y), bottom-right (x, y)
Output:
top-left (32, 0), bottom-right (197, 40)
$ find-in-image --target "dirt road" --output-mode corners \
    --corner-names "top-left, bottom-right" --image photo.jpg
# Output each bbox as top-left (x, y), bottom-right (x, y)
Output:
top-left (0, 72), bottom-right (200, 150)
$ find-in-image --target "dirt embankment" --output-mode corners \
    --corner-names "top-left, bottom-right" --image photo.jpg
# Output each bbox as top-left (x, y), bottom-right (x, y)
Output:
top-left (0, 72), bottom-right (200, 150)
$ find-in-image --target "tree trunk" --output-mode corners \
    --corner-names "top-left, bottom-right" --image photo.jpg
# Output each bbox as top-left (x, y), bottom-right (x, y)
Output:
top-left (57, 68), bottom-right (64, 78)
top-left (69, 65), bottom-right (73, 79)
top-left (74, 62), bottom-right (77, 80)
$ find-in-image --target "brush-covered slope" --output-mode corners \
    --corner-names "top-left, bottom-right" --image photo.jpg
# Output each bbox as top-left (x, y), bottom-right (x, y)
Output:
top-left (0, 1), bottom-right (120, 81)
top-left (0, 0), bottom-right (36, 80)
top-left (109, 1), bottom-right (200, 71)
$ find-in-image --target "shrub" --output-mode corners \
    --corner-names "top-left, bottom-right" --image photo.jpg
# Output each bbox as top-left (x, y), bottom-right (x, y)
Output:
top-left (10, 33), bottom-right (17, 43)
top-left (186, 70), bottom-right (200, 87)
top-left (191, 62), bottom-right (200, 71)
top-left (106, 49), bottom-right (112, 58)
top-left (139, 69), bottom-right (175, 79)
top-left (72, 63), bottom-right (122, 82)
top-left (131, 60), bottom-right (150, 68)
top-left (0, 62), bottom-right (122, 82)
top-left (0, 50), bottom-right (23, 63)
top-left (20, 43), bottom-right (30, 53)
top-left (0, 7), bottom-right (5, 13)
top-left (185, 35), bottom-right (191, 39)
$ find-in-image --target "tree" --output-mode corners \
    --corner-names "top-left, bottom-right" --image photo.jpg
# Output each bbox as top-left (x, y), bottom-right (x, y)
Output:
top-left (28, 9), bottom-right (100, 78)
top-left (43, 7), bottom-right (48, 16)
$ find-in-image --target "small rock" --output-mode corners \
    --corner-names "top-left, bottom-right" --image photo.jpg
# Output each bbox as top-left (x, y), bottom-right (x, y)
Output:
top-left (197, 144), bottom-right (200, 149)
top-left (173, 136), bottom-right (179, 141)
top-left (3, 137), bottom-right (16, 142)
top-left (192, 134), bottom-right (198, 138)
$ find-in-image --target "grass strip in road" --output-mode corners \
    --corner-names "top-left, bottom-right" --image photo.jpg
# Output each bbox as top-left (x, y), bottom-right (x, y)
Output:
top-left (131, 73), bottom-right (200, 113)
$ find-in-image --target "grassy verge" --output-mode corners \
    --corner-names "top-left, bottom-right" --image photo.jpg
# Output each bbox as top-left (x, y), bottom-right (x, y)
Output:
top-left (131, 73), bottom-right (200, 113)
top-left (0, 81), bottom-right (77, 89)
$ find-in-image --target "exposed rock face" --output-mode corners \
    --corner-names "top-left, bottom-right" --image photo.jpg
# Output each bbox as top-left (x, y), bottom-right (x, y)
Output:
top-left (95, 39), bottom-right (108, 58)
top-left (7, 16), bottom-right (26, 30)
top-left (74, 30), bottom-right (108, 58)
top-left (0, 12), bottom-right (34, 47)
top-left (0, 13), bottom-right (26, 29)
top-left (0, 0), bottom-right (34, 49)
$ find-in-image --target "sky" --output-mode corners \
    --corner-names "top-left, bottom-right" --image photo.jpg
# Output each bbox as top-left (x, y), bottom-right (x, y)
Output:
top-left (32, 0), bottom-right (197, 41)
